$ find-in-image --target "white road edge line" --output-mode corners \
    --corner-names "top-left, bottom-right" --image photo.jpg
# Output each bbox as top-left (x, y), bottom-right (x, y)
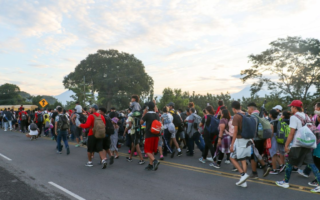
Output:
top-left (0, 153), bottom-right (12, 161)
top-left (48, 182), bottom-right (86, 200)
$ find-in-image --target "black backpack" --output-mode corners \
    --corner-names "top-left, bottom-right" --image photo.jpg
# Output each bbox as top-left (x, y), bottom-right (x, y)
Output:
top-left (170, 110), bottom-right (183, 131)
top-left (58, 115), bottom-right (69, 130)
top-left (78, 113), bottom-right (87, 123)
top-left (37, 113), bottom-right (43, 123)
top-left (105, 115), bottom-right (115, 135)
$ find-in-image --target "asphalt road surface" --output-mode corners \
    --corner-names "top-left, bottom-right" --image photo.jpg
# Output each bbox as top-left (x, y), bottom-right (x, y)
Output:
top-left (0, 128), bottom-right (319, 200)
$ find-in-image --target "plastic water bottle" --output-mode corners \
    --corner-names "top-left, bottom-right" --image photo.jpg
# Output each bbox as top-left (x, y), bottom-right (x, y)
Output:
top-left (258, 123), bottom-right (263, 131)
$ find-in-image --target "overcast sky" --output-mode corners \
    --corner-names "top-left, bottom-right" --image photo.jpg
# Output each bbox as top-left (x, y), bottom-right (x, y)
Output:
top-left (1, 0), bottom-right (320, 96)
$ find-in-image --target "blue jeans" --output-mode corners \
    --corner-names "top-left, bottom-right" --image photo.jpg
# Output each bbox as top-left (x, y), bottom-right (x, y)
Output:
top-left (285, 162), bottom-right (320, 183)
top-left (187, 132), bottom-right (205, 155)
top-left (57, 130), bottom-right (69, 152)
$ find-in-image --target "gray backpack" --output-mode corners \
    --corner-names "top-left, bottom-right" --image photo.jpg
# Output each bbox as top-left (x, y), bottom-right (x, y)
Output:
top-left (30, 123), bottom-right (38, 131)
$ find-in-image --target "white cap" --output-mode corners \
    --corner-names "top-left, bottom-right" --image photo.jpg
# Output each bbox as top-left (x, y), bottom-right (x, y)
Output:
top-left (273, 105), bottom-right (283, 111)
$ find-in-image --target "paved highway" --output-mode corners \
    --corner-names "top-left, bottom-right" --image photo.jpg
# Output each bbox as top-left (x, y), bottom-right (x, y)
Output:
top-left (0, 129), bottom-right (319, 200)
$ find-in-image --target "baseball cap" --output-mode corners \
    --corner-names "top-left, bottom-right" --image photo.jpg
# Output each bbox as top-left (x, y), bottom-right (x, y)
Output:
top-left (91, 104), bottom-right (98, 110)
top-left (288, 100), bottom-right (303, 108)
top-left (273, 105), bottom-right (283, 111)
top-left (167, 102), bottom-right (175, 107)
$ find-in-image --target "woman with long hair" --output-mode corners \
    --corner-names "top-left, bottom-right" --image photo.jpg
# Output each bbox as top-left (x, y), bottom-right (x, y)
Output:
top-left (198, 106), bottom-right (216, 163)
top-left (210, 109), bottom-right (232, 168)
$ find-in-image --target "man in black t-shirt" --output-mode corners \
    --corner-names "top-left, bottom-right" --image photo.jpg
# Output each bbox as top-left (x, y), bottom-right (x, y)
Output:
top-left (140, 101), bottom-right (160, 171)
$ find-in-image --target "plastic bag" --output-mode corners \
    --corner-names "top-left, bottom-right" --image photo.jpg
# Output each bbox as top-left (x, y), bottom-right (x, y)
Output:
top-left (293, 125), bottom-right (317, 149)
top-left (168, 123), bottom-right (176, 134)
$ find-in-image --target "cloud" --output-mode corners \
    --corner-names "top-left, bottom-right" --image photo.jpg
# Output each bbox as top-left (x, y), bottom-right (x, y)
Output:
top-left (1, 0), bottom-right (319, 97)
top-left (29, 64), bottom-right (50, 68)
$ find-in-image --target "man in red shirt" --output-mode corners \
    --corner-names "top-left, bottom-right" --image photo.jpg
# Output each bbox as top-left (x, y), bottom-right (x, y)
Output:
top-left (78, 104), bottom-right (107, 169)
top-left (19, 108), bottom-right (28, 133)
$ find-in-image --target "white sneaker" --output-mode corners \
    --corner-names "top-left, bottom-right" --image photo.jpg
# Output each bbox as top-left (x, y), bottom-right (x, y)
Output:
top-left (311, 186), bottom-right (320, 193)
top-left (236, 173), bottom-right (249, 185)
top-left (298, 169), bottom-right (309, 178)
top-left (225, 160), bottom-right (231, 164)
top-left (206, 157), bottom-right (213, 162)
top-left (236, 181), bottom-right (247, 188)
top-left (275, 181), bottom-right (289, 188)
top-left (199, 158), bottom-right (206, 164)
top-left (85, 162), bottom-right (93, 167)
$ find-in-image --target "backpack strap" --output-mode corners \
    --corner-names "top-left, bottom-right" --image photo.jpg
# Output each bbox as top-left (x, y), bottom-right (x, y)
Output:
top-left (294, 114), bottom-right (307, 126)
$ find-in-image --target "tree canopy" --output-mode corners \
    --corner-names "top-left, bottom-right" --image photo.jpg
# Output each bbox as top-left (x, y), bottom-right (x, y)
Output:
top-left (0, 83), bottom-right (24, 105)
top-left (241, 36), bottom-right (320, 102)
top-left (63, 49), bottom-right (154, 110)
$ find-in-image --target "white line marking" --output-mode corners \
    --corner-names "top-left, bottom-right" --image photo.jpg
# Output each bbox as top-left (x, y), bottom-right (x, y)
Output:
top-left (48, 182), bottom-right (86, 200)
top-left (0, 153), bottom-right (12, 161)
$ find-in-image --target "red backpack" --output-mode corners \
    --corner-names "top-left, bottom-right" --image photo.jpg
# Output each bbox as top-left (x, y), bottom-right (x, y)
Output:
top-left (151, 120), bottom-right (162, 135)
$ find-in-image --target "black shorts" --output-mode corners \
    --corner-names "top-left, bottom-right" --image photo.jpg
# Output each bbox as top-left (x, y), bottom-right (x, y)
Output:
top-left (103, 136), bottom-right (111, 151)
top-left (74, 127), bottom-right (82, 139)
top-left (87, 135), bottom-right (103, 153)
top-left (288, 147), bottom-right (314, 166)
top-left (254, 139), bottom-right (265, 155)
top-left (130, 133), bottom-right (140, 145)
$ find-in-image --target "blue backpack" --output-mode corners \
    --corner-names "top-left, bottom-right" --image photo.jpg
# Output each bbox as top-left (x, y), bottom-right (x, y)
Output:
top-left (205, 115), bottom-right (220, 135)
top-left (237, 113), bottom-right (257, 139)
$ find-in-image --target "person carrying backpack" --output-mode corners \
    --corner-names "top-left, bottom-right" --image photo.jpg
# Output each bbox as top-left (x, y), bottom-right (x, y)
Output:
top-left (198, 106), bottom-right (218, 164)
top-left (186, 108), bottom-right (204, 156)
top-left (55, 107), bottom-right (70, 155)
top-left (140, 101), bottom-right (161, 171)
top-left (71, 104), bottom-right (86, 147)
top-left (167, 102), bottom-right (183, 157)
top-left (292, 102), bottom-right (320, 188)
top-left (269, 110), bottom-right (289, 175)
top-left (211, 109), bottom-right (233, 168)
top-left (276, 100), bottom-right (320, 193)
top-left (247, 102), bottom-right (272, 179)
top-left (78, 104), bottom-right (107, 169)
top-left (99, 108), bottom-right (115, 165)
top-left (34, 108), bottom-right (44, 137)
top-left (161, 107), bottom-right (175, 158)
top-left (230, 101), bottom-right (255, 188)
top-left (19, 108), bottom-right (28, 133)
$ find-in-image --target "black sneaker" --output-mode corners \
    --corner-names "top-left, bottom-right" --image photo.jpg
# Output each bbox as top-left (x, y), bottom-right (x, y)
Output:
top-left (145, 164), bottom-right (153, 171)
top-left (171, 150), bottom-right (176, 158)
top-left (182, 145), bottom-right (187, 149)
top-left (66, 148), bottom-right (70, 155)
top-left (177, 152), bottom-right (182, 157)
top-left (102, 160), bottom-right (107, 169)
top-left (110, 156), bottom-right (114, 165)
top-left (126, 157), bottom-right (132, 162)
top-left (292, 167), bottom-right (299, 172)
top-left (160, 157), bottom-right (164, 160)
top-left (186, 153), bottom-right (194, 157)
top-left (153, 159), bottom-right (160, 171)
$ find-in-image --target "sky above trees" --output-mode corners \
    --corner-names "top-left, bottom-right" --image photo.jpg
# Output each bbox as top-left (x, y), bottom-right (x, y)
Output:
top-left (1, 0), bottom-right (320, 96)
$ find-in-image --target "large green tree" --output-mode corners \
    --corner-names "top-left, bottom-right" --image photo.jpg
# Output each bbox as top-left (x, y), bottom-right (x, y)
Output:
top-left (0, 83), bottom-right (25, 105)
top-left (241, 36), bottom-right (320, 105)
top-left (63, 49), bottom-right (154, 110)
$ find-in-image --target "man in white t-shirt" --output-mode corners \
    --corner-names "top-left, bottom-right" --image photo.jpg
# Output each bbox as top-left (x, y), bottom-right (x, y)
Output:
top-left (276, 100), bottom-right (320, 193)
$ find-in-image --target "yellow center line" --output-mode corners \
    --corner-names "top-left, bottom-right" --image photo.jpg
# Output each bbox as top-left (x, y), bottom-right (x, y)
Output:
top-left (118, 152), bottom-right (318, 194)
